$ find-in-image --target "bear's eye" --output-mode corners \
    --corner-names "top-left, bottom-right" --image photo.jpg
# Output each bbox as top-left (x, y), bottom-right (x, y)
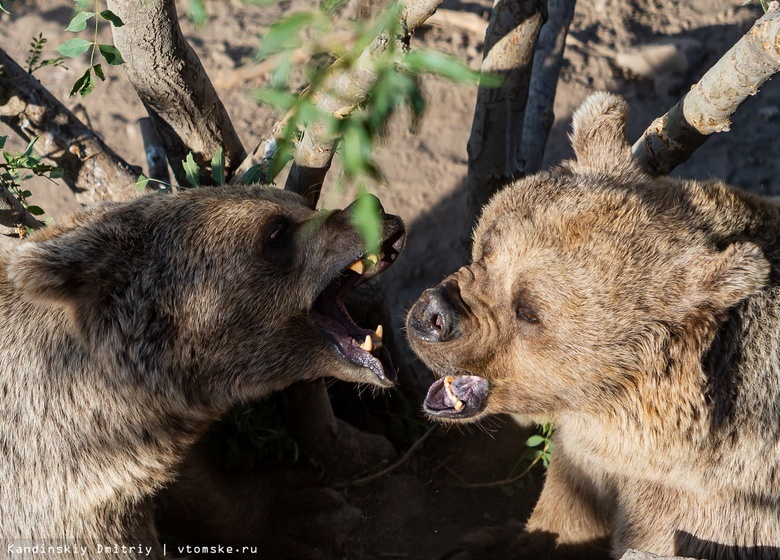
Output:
top-left (262, 217), bottom-right (294, 267)
top-left (517, 306), bottom-right (539, 324)
top-left (267, 219), bottom-right (290, 242)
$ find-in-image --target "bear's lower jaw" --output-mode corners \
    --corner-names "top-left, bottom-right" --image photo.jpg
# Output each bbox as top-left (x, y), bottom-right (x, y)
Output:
top-left (424, 375), bottom-right (489, 419)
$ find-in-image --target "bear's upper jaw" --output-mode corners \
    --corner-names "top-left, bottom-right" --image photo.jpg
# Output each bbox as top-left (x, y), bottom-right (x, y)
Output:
top-left (424, 375), bottom-right (489, 419)
top-left (311, 228), bottom-right (405, 386)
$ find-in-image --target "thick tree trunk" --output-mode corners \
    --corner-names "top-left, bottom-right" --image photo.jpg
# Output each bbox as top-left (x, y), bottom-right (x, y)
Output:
top-left (522, 0), bottom-right (576, 174)
top-left (0, 48), bottom-right (138, 203)
top-left (632, 3), bottom-right (780, 175)
top-left (105, 0), bottom-right (246, 187)
top-left (465, 0), bottom-right (546, 236)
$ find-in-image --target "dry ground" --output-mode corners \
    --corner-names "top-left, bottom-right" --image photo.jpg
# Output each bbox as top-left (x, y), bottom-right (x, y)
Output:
top-left (2, 0), bottom-right (780, 558)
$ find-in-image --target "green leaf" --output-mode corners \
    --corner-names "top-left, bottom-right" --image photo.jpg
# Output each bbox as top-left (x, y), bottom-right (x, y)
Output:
top-left (69, 67), bottom-right (95, 97)
top-left (99, 9), bottom-right (124, 27)
top-left (98, 44), bottom-right (125, 65)
top-left (21, 136), bottom-right (39, 159)
top-left (256, 12), bottom-right (314, 58)
top-left (57, 38), bottom-right (92, 58)
top-left (135, 174), bottom-right (150, 192)
top-left (183, 152), bottom-right (200, 187)
top-left (0, 136), bottom-right (6, 150)
top-left (65, 11), bottom-right (95, 33)
top-left (342, 123), bottom-right (369, 176)
top-left (27, 206), bottom-right (45, 216)
top-left (93, 63), bottom-right (105, 81)
top-left (351, 191), bottom-right (381, 253)
top-left (0, 0), bottom-right (14, 15)
top-left (248, 88), bottom-right (298, 112)
top-left (525, 435), bottom-right (546, 447)
top-left (48, 167), bottom-right (64, 179)
top-left (404, 50), bottom-right (495, 85)
top-left (211, 148), bottom-right (225, 186)
top-left (189, 0), bottom-right (208, 26)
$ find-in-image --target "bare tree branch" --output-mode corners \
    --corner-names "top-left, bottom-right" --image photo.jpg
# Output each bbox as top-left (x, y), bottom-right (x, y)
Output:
top-left (632, 2), bottom-right (780, 176)
top-left (522, 0), bottom-right (576, 174)
top-left (105, 0), bottom-right (246, 186)
top-left (465, 0), bottom-right (546, 235)
top-left (0, 48), bottom-right (139, 203)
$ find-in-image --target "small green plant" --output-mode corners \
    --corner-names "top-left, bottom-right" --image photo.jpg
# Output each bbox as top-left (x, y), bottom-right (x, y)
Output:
top-left (525, 422), bottom-right (554, 468)
top-left (0, 136), bottom-right (62, 234)
top-left (25, 34), bottom-right (66, 74)
top-left (56, 1), bottom-right (125, 97)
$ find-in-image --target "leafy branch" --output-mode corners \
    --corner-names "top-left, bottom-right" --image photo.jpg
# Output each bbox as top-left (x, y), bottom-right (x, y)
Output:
top-left (0, 136), bottom-right (63, 233)
top-left (56, 1), bottom-right (125, 97)
top-left (25, 34), bottom-right (65, 74)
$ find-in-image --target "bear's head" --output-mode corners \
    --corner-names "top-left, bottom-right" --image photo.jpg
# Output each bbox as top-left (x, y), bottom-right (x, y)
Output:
top-left (7, 186), bottom-right (405, 410)
top-left (407, 93), bottom-right (772, 425)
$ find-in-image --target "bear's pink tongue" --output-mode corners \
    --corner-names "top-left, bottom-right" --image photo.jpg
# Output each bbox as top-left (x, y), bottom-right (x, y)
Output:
top-left (424, 375), bottom-right (489, 419)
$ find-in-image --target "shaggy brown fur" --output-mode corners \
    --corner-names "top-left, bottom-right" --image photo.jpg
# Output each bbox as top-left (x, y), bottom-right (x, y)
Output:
top-left (407, 92), bottom-right (780, 560)
top-left (0, 186), bottom-right (404, 558)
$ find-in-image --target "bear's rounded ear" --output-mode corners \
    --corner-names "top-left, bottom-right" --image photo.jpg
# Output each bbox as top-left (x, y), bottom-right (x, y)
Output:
top-left (569, 92), bottom-right (641, 175)
top-left (684, 241), bottom-right (770, 314)
top-left (7, 230), bottom-right (108, 307)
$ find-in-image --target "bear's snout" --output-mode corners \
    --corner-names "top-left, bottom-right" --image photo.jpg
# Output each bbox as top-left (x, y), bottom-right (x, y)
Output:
top-left (408, 284), bottom-right (461, 343)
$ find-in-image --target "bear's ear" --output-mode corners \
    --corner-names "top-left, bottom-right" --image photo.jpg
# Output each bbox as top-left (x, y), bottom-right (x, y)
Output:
top-left (569, 92), bottom-right (640, 175)
top-left (684, 242), bottom-right (770, 314)
top-left (7, 229), bottom-right (112, 307)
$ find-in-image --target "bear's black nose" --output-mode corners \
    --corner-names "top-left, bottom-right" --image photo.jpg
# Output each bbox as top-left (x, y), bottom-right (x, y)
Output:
top-left (408, 285), bottom-right (460, 343)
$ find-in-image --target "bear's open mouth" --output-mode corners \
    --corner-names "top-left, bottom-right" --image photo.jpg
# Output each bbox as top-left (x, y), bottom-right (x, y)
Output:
top-left (424, 375), bottom-right (489, 419)
top-left (311, 229), bottom-right (405, 386)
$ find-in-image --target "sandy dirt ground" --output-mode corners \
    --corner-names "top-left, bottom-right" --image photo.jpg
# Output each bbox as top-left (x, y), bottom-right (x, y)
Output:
top-left (2, 0), bottom-right (780, 558)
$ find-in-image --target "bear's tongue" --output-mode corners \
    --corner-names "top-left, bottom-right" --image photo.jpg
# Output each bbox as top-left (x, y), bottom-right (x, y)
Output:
top-left (312, 262), bottom-right (396, 385)
top-left (424, 375), bottom-right (489, 419)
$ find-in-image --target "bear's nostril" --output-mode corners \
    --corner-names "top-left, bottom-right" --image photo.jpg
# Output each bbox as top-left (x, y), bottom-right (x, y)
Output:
top-left (408, 286), bottom-right (460, 343)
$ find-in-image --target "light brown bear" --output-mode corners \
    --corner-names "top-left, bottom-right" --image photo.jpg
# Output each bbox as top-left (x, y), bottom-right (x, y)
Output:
top-left (407, 93), bottom-right (780, 560)
top-left (0, 186), bottom-right (405, 558)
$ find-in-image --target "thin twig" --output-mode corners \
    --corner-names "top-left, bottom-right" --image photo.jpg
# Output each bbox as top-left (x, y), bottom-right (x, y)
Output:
top-left (443, 456), bottom-right (541, 489)
top-left (333, 424), bottom-right (438, 488)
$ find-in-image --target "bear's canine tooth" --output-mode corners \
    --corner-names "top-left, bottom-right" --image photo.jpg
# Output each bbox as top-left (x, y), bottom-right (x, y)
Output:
top-left (375, 324), bottom-right (383, 340)
top-left (349, 259), bottom-right (365, 274)
top-left (360, 334), bottom-right (373, 352)
top-left (365, 253), bottom-right (379, 267)
top-left (443, 375), bottom-right (463, 410)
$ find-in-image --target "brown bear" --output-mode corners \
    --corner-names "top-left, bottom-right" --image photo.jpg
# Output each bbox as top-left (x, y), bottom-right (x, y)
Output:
top-left (407, 92), bottom-right (780, 560)
top-left (0, 186), bottom-right (405, 558)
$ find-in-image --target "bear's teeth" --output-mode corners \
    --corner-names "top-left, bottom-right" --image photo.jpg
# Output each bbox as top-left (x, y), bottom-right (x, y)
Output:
top-left (365, 253), bottom-right (379, 268)
top-left (443, 375), bottom-right (464, 411)
top-left (349, 259), bottom-right (365, 274)
top-left (360, 334), bottom-right (373, 352)
top-left (375, 324), bottom-right (383, 340)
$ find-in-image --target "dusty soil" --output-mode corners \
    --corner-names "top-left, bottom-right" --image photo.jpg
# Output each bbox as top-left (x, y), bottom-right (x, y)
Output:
top-left (2, 0), bottom-right (780, 558)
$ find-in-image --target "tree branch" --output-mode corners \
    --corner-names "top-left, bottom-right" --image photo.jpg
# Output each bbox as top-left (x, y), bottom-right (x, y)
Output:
top-left (230, 0), bottom-right (446, 204)
top-left (0, 47), bottom-right (139, 203)
top-left (632, 2), bottom-right (780, 175)
top-left (464, 0), bottom-right (546, 235)
top-left (105, 0), bottom-right (246, 186)
top-left (522, 0), bottom-right (576, 174)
